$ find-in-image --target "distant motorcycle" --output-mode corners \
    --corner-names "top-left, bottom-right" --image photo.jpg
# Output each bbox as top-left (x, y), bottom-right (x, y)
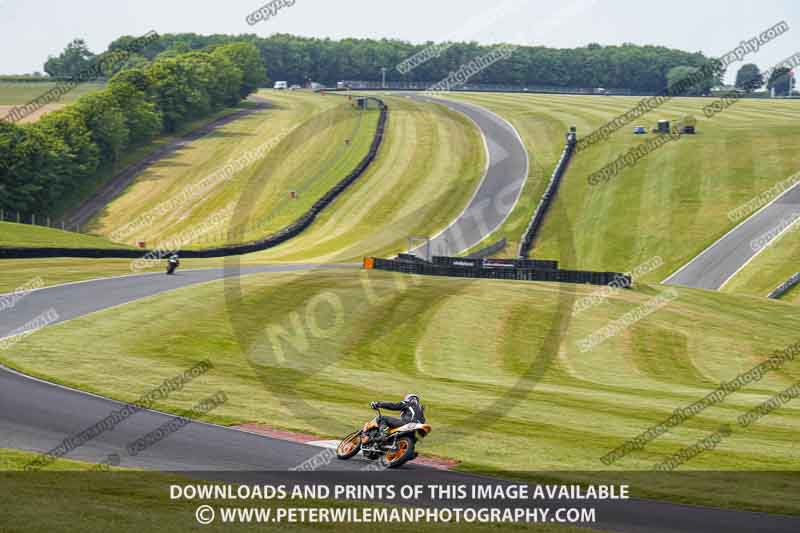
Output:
top-left (336, 407), bottom-right (432, 468)
top-left (166, 255), bottom-right (180, 275)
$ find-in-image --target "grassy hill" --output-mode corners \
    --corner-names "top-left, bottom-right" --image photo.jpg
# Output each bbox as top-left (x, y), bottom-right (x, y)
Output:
top-left (0, 221), bottom-right (132, 250)
top-left (89, 91), bottom-right (380, 248)
top-left (238, 94), bottom-right (486, 263)
top-left (3, 270), bottom-right (798, 512)
top-left (442, 93), bottom-right (800, 285)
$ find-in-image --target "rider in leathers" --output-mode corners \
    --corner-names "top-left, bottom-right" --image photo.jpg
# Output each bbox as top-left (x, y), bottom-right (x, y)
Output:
top-left (370, 394), bottom-right (425, 435)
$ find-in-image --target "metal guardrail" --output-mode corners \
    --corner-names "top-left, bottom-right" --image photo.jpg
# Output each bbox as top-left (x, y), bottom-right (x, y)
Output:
top-left (518, 131), bottom-right (577, 258)
top-left (365, 256), bottom-right (629, 287)
top-left (768, 272), bottom-right (800, 299)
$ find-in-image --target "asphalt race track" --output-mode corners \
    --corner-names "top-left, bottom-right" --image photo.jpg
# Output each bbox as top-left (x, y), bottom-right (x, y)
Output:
top-left (1, 100), bottom-right (799, 532)
top-left (664, 180), bottom-right (800, 290)
top-left (406, 94), bottom-right (529, 257)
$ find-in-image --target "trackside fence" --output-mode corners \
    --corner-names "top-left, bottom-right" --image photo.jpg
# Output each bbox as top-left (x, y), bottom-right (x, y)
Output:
top-left (0, 99), bottom-right (389, 260)
top-left (768, 272), bottom-right (800, 299)
top-left (364, 256), bottom-right (630, 287)
top-left (518, 131), bottom-right (577, 258)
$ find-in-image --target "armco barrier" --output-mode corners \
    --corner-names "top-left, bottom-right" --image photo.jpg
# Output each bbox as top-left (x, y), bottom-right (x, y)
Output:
top-left (518, 131), bottom-right (577, 258)
top-left (364, 257), bottom-right (629, 288)
top-left (768, 272), bottom-right (800, 299)
top-left (0, 99), bottom-right (388, 260)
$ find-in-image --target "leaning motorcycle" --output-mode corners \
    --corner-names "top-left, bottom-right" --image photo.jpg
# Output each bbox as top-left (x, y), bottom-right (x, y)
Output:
top-left (336, 407), bottom-right (431, 468)
top-left (166, 257), bottom-right (180, 275)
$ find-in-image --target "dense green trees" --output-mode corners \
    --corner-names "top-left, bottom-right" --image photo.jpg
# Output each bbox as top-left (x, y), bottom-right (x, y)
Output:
top-left (1, 43), bottom-right (265, 213)
top-left (768, 67), bottom-right (793, 96)
top-left (0, 30), bottom-right (726, 214)
top-left (108, 33), bottom-right (710, 93)
top-left (44, 39), bottom-right (95, 78)
top-left (666, 66), bottom-right (716, 96)
top-left (735, 64), bottom-right (764, 93)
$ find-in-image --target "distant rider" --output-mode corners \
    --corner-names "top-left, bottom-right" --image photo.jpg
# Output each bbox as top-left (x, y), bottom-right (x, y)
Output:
top-left (370, 394), bottom-right (425, 434)
top-left (167, 253), bottom-right (180, 274)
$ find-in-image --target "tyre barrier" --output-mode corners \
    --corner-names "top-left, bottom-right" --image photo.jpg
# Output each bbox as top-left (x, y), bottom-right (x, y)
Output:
top-left (518, 131), bottom-right (577, 258)
top-left (364, 256), bottom-right (630, 287)
top-left (0, 100), bottom-right (389, 260)
top-left (768, 272), bottom-right (800, 299)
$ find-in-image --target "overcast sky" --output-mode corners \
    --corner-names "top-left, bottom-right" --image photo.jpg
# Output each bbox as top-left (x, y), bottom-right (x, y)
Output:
top-left (1, 0), bottom-right (797, 82)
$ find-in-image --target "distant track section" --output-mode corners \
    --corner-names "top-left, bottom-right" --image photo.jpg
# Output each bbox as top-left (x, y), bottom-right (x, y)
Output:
top-left (664, 180), bottom-right (800, 290)
top-left (404, 95), bottom-right (529, 257)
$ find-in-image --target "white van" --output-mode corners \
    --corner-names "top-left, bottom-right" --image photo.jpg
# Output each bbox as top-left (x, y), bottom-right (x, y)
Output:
top-left (274, 81), bottom-right (288, 90)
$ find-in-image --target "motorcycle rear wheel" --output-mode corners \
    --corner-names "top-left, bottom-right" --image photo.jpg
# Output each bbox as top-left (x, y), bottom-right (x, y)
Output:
top-left (380, 436), bottom-right (415, 469)
top-left (336, 431), bottom-right (362, 460)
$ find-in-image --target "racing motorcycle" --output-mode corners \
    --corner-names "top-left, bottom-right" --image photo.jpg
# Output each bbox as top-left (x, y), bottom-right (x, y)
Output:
top-left (336, 407), bottom-right (432, 468)
top-left (166, 255), bottom-right (180, 275)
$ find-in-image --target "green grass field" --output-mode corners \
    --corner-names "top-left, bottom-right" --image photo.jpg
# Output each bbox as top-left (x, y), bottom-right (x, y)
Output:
top-left (91, 91), bottom-right (378, 248)
top-left (53, 106), bottom-right (248, 220)
top-left (0, 221), bottom-right (131, 250)
top-left (0, 81), bottom-right (105, 105)
top-left (4, 91), bottom-right (485, 266)
top-left (441, 93), bottom-right (800, 285)
top-left (0, 81), bottom-right (106, 124)
top-left (237, 95), bottom-right (485, 263)
top-left (2, 270), bottom-right (799, 512)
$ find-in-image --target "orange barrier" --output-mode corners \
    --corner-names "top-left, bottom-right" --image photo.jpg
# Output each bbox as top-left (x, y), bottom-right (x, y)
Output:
top-left (363, 257), bottom-right (375, 270)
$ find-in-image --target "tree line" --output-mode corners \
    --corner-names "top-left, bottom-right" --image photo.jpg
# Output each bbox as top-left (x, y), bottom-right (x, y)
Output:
top-left (735, 63), bottom-right (796, 96)
top-left (42, 33), bottom-right (713, 93)
top-left (1, 43), bottom-right (265, 214)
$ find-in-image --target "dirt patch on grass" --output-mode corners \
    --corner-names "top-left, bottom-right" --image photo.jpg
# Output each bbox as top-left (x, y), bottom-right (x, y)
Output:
top-left (0, 104), bottom-right (64, 123)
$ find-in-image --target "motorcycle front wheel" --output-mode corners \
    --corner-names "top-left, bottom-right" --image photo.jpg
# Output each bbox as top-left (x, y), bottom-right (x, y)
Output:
top-left (336, 431), bottom-right (362, 460)
top-left (380, 435), bottom-right (415, 469)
